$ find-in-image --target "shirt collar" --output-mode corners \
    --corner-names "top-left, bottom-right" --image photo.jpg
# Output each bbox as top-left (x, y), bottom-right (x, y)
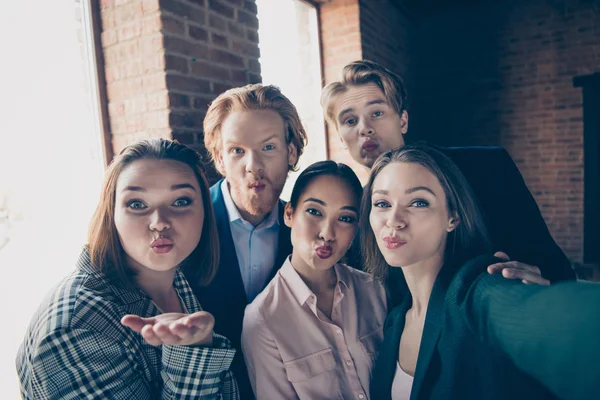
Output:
top-left (279, 256), bottom-right (350, 306)
top-left (221, 179), bottom-right (280, 228)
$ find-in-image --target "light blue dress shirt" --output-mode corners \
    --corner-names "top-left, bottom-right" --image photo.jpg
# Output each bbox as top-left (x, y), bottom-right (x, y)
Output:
top-left (221, 179), bottom-right (280, 302)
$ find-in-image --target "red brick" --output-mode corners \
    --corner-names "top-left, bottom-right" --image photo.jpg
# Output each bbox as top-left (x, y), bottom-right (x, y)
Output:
top-left (209, 47), bottom-right (244, 67)
top-left (167, 74), bottom-right (211, 93)
top-left (164, 35), bottom-right (209, 59)
top-left (211, 32), bottom-right (229, 48)
top-left (243, 0), bottom-right (257, 14)
top-left (208, 0), bottom-right (235, 19)
top-left (169, 92), bottom-right (191, 108)
top-left (190, 60), bottom-right (231, 80)
top-left (162, 15), bottom-right (186, 36)
top-left (237, 9), bottom-right (258, 28)
top-left (209, 13), bottom-right (227, 30)
top-left (165, 54), bottom-right (190, 73)
top-left (188, 24), bottom-right (209, 41)
top-left (172, 131), bottom-right (197, 144)
top-left (232, 40), bottom-right (259, 58)
top-left (160, 0), bottom-right (206, 23)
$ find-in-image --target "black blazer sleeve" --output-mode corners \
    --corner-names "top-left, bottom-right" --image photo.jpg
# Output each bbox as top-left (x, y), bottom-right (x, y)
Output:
top-left (442, 146), bottom-right (575, 282)
top-left (452, 255), bottom-right (600, 400)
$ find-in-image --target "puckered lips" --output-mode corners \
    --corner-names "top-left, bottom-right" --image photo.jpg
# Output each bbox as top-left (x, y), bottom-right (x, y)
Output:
top-left (151, 237), bottom-right (174, 254)
top-left (383, 235), bottom-right (407, 250)
top-left (362, 139), bottom-right (378, 153)
top-left (315, 245), bottom-right (333, 259)
top-left (248, 180), bottom-right (267, 193)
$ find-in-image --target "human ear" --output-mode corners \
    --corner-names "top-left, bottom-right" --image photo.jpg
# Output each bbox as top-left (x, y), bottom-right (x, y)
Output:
top-left (287, 143), bottom-right (298, 170)
top-left (284, 203), bottom-right (294, 228)
top-left (447, 215), bottom-right (460, 232)
top-left (215, 151), bottom-right (225, 174)
top-left (400, 110), bottom-right (409, 135)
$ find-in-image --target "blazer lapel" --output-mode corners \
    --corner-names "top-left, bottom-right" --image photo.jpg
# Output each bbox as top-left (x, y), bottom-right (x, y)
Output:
top-left (210, 180), bottom-right (247, 303)
top-left (371, 296), bottom-right (411, 400)
top-left (410, 265), bottom-right (455, 399)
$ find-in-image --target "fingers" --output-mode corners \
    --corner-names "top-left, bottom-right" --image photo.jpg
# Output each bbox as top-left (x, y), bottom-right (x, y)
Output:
top-left (122, 312), bottom-right (216, 346)
top-left (121, 315), bottom-right (156, 332)
top-left (487, 261), bottom-right (550, 286)
top-left (186, 311), bottom-right (215, 331)
top-left (493, 251), bottom-right (510, 262)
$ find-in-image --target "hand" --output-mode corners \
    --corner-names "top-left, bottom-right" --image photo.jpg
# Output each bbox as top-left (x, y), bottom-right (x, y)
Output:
top-left (121, 311), bottom-right (215, 347)
top-left (487, 251), bottom-right (550, 286)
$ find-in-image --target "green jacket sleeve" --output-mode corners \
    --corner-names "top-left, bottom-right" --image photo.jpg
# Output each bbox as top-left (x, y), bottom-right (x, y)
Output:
top-left (452, 255), bottom-right (600, 400)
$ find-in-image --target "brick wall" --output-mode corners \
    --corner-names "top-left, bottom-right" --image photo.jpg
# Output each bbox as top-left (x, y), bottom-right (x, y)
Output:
top-left (100, 0), bottom-right (169, 153)
top-left (99, 0), bottom-right (261, 182)
top-left (319, 0), bottom-right (368, 181)
top-left (317, 0), bottom-right (597, 262)
top-left (359, 0), bottom-right (412, 83)
top-left (403, 0), bottom-right (600, 262)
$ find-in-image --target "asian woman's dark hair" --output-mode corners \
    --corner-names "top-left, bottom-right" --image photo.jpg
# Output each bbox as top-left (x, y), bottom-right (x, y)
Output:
top-left (87, 138), bottom-right (220, 289)
top-left (360, 143), bottom-right (492, 282)
top-left (289, 160), bottom-right (363, 212)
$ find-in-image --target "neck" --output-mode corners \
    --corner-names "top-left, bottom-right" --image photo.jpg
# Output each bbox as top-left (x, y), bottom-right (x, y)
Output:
top-left (240, 207), bottom-right (268, 227)
top-left (290, 254), bottom-right (337, 294)
top-left (135, 268), bottom-right (178, 305)
top-left (400, 254), bottom-right (444, 316)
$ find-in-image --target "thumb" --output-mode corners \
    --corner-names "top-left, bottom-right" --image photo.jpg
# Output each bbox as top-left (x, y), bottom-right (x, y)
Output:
top-left (493, 251), bottom-right (510, 262)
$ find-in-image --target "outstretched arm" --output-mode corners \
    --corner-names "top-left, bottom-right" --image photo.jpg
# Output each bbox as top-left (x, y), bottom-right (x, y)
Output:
top-left (456, 256), bottom-right (600, 400)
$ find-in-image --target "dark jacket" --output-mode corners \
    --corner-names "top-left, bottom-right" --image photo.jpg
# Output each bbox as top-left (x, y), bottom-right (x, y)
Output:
top-left (371, 255), bottom-right (600, 400)
top-left (193, 180), bottom-right (293, 400)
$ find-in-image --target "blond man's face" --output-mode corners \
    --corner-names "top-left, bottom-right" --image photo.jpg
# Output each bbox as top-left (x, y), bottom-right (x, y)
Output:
top-left (333, 83), bottom-right (408, 169)
top-left (216, 109), bottom-right (297, 222)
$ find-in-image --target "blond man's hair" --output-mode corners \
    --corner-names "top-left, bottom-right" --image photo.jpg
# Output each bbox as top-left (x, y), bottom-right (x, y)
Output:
top-left (320, 60), bottom-right (408, 131)
top-left (203, 83), bottom-right (308, 175)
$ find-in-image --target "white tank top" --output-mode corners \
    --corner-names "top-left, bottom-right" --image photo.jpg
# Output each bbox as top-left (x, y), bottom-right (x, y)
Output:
top-left (391, 361), bottom-right (414, 400)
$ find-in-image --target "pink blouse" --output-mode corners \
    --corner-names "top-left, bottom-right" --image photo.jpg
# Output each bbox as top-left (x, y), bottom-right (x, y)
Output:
top-left (242, 257), bottom-right (387, 399)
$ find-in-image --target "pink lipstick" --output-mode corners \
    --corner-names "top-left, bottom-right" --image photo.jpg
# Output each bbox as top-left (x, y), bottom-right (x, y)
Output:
top-left (151, 237), bottom-right (173, 254)
top-left (383, 236), bottom-right (406, 250)
top-left (315, 245), bottom-right (333, 259)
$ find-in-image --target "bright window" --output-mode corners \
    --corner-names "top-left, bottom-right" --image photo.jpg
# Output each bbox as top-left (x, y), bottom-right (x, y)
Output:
top-left (0, 1), bottom-right (105, 395)
top-left (256, 0), bottom-right (326, 200)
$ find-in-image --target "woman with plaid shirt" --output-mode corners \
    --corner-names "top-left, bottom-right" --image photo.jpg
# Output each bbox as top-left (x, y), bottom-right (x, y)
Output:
top-left (17, 139), bottom-right (239, 399)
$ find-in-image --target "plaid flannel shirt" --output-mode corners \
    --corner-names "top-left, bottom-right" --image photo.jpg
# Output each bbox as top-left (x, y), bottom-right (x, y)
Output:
top-left (17, 249), bottom-right (239, 399)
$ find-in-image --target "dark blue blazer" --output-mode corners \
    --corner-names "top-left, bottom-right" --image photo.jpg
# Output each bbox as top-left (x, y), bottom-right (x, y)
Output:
top-left (371, 255), bottom-right (600, 400)
top-left (193, 179), bottom-right (292, 400)
top-left (347, 145), bottom-right (575, 301)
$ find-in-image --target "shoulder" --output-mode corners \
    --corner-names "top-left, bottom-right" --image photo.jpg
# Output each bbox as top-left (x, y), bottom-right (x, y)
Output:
top-left (445, 254), bottom-right (503, 303)
top-left (23, 266), bottom-right (129, 352)
top-left (210, 179), bottom-right (225, 202)
top-left (244, 273), bottom-right (283, 322)
top-left (338, 263), bottom-right (385, 292)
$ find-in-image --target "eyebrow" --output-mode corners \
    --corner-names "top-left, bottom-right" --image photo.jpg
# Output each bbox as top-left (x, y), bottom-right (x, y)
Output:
top-left (224, 134), bottom-right (281, 147)
top-left (337, 99), bottom-right (388, 120)
top-left (303, 198), bottom-right (359, 214)
top-left (123, 183), bottom-right (197, 192)
top-left (373, 186), bottom-right (436, 196)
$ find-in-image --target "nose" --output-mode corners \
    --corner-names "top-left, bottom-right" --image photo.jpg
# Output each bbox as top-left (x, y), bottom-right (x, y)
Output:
top-left (358, 119), bottom-right (374, 137)
top-left (149, 207), bottom-right (171, 232)
top-left (318, 220), bottom-right (336, 243)
top-left (386, 208), bottom-right (407, 230)
top-left (246, 150), bottom-right (264, 175)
